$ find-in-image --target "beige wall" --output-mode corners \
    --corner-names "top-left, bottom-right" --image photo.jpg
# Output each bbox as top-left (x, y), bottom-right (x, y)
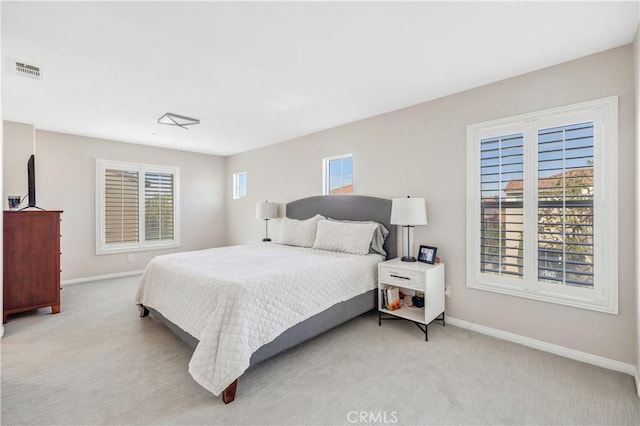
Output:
top-left (3, 122), bottom-right (227, 281)
top-left (227, 45), bottom-right (637, 365)
top-left (3, 122), bottom-right (33, 202)
top-left (635, 27), bottom-right (640, 385)
top-left (1, 43), bottom-right (635, 367)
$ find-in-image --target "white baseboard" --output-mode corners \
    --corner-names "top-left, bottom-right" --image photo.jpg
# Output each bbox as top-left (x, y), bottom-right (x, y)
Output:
top-left (62, 270), bottom-right (144, 286)
top-left (446, 316), bottom-right (638, 379)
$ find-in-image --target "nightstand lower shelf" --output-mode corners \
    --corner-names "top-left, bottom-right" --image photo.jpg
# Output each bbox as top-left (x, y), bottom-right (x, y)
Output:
top-left (378, 309), bottom-right (445, 341)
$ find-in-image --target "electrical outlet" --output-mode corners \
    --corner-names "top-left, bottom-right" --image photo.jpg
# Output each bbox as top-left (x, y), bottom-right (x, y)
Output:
top-left (127, 254), bottom-right (135, 262)
top-left (445, 287), bottom-right (451, 298)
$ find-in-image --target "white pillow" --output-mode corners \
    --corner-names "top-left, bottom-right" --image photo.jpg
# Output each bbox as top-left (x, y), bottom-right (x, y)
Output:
top-left (328, 218), bottom-right (389, 256)
top-left (312, 219), bottom-right (378, 255)
top-left (277, 214), bottom-right (325, 248)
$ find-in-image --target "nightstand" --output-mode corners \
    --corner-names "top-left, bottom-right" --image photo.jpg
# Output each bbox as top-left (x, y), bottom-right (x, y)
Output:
top-left (378, 258), bottom-right (445, 341)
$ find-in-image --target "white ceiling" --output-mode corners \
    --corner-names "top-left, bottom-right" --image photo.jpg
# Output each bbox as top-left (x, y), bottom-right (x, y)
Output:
top-left (2, 1), bottom-right (639, 156)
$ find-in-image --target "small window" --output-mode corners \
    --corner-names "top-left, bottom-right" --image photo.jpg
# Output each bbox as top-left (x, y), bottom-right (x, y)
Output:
top-left (96, 159), bottom-right (179, 255)
top-left (323, 154), bottom-right (353, 195)
top-left (233, 172), bottom-right (247, 199)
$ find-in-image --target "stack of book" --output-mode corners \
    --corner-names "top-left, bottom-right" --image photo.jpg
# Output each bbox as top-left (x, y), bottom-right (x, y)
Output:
top-left (380, 287), bottom-right (401, 311)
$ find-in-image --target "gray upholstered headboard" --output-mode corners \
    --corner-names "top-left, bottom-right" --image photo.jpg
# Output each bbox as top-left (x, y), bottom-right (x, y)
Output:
top-left (285, 195), bottom-right (397, 260)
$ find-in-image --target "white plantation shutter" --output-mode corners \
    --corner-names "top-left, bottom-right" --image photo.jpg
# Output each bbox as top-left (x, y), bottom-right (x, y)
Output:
top-left (145, 172), bottom-right (174, 241)
top-left (105, 169), bottom-right (139, 243)
top-left (467, 97), bottom-right (617, 314)
top-left (97, 160), bottom-right (179, 254)
top-left (480, 133), bottom-right (524, 279)
top-left (537, 122), bottom-right (594, 288)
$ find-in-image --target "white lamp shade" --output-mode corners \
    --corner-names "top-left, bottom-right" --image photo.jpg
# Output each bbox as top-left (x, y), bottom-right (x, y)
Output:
top-left (390, 197), bottom-right (428, 225)
top-left (256, 201), bottom-right (278, 219)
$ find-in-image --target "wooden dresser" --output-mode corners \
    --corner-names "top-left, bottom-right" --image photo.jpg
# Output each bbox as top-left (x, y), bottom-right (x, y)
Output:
top-left (3, 210), bottom-right (63, 323)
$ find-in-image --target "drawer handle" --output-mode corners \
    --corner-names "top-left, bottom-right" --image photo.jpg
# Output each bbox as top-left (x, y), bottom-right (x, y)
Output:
top-left (390, 274), bottom-right (410, 280)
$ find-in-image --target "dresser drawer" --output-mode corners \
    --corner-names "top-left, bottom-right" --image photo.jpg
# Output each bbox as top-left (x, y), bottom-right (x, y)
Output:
top-left (379, 266), bottom-right (425, 290)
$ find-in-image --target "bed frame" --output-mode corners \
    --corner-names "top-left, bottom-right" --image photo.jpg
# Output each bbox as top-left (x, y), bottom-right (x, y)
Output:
top-left (139, 195), bottom-right (396, 403)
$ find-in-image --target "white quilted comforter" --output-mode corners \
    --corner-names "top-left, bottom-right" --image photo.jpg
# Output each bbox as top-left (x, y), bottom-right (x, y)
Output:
top-left (135, 243), bottom-right (382, 396)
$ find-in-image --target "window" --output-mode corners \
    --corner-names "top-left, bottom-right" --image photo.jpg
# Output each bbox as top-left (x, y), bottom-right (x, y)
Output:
top-left (466, 97), bottom-right (618, 313)
top-left (144, 172), bottom-right (175, 242)
top-left (233, 172), bottom-right (247, 199)
top-left (96, 159), bottom-right (179, 254)
top-left (323, 154), bottom-right (353, 195)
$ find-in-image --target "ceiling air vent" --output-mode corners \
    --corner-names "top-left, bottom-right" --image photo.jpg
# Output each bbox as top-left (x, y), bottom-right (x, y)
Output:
top-left (13, 60), bottom-right (43, 80)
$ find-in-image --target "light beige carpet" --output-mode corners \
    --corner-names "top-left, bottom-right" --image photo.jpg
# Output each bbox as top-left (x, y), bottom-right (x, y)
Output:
top-left (2, 275), bottom-right (639, 425)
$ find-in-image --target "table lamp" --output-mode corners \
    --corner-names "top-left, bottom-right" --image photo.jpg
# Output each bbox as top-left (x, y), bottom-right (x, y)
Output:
top-left (390, 196), bottom-right (428, 262)
top-left (256, 201), bottom-right (278, 241)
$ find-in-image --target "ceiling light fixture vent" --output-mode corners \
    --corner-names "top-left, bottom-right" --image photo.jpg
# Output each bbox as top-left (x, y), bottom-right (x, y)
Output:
top-left (13, 60), bottom-right (43, 80)
top-left (157, 112), bottom-right (200, 130)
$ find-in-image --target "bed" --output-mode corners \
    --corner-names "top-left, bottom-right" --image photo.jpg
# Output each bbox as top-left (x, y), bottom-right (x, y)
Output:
top-left (136, 195), bottom-right (397, 403)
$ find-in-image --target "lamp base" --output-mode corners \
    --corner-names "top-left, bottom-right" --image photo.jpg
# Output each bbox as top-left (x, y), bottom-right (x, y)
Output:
top-left (401, 256), bottom-right (417, 262)
top-left (262, 238), bottom-right (272, 242)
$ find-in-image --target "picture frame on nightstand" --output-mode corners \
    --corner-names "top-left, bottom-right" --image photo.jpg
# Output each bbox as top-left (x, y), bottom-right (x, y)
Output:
top-left (417, 245), bottom-right (437, 264)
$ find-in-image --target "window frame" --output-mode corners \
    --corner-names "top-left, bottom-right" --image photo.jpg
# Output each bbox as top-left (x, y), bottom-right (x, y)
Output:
top-left (232, 171), bottom-right (247, 200)
top-left (322, 153), bottom-right (353, 195)
top-left (95, 159), bottom-right (180, 255)
top-left (466, 97), bottom-right (618, 314)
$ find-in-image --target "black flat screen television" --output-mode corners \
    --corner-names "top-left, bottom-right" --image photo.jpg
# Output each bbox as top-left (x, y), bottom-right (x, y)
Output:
top-left (27, 154), bottom-right (36, 208)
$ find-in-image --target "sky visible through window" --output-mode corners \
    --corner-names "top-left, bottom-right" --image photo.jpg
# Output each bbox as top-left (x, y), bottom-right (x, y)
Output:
top-left (234, 172), bottom-right (247, 199)
top-left (328, 156), bottom-right (353, 194)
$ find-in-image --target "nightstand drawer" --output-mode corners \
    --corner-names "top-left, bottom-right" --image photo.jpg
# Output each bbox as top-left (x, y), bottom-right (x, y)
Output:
top-left (379, 267), bottom-right (425, 289)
